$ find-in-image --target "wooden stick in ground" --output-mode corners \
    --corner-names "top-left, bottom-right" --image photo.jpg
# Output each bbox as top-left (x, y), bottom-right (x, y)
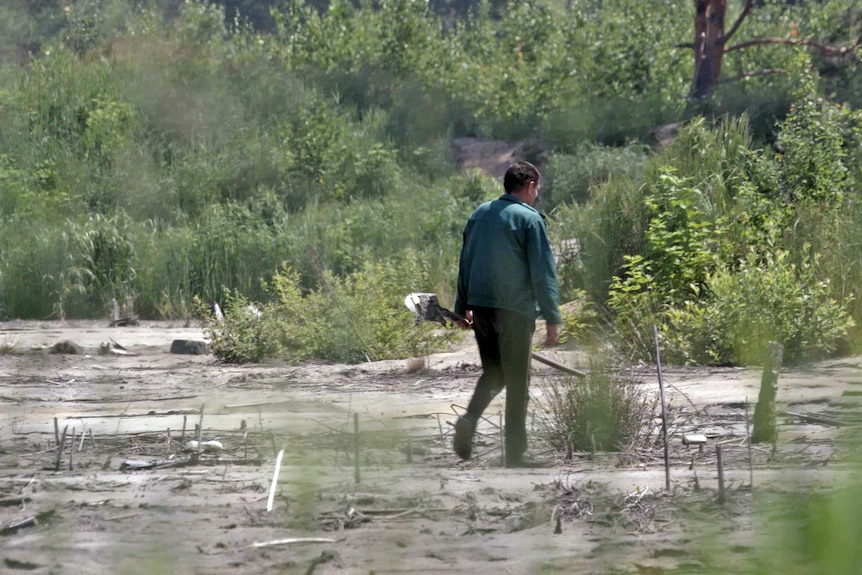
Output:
top-left (354, 413), bottom-right (361, 484)
top-left (266, 449), bottom-right (284, 512)
top-left (196, 403), bottom-right (205, 458)
top-left (54, 425), bottom-right (68, 471)
top-left (652, 325), bottom-right (671, 491)
top-left (69, 427), bottom-right (75, 470)
top-left (716, 445), bottom-right (726, 504)
top-left (499, 412), bottom-right (505, 466)
top-left (54, 417), bottom-right (61, 447)
top-left (745, 398), bottom-right (754, 488)
top-left (180, 415), bottom-right (187, 443)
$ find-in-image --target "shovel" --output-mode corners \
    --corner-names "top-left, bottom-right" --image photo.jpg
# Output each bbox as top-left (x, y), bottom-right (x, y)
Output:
top-left (404, 293), bottom-right (586, 378)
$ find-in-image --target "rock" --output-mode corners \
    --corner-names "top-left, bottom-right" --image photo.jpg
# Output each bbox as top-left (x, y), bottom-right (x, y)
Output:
top-left (185, 440), bottom-right (224, 453)
top-left (50, 340), bottom-right (82, 355)
top-left (170, 339), bottom-right (209, 355)
top-left (451, 137), bottom-right (545, 180)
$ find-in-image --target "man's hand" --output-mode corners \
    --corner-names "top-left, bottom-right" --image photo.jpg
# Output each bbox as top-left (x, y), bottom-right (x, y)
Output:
top-left (455, 310), bottom-right (474, 330)
top-left (543, 323), bottom-right (560, 347)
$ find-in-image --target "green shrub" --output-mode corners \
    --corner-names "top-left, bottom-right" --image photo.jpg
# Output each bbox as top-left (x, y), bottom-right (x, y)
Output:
top-left (200, 291), bottom-right (282, 364)
top-left (205, 252), bottom-right (457, 364)
top-left (607, 170), bottom-right (721, 359)
top-left (663, 249), bottom-right (854, 366)
top-left (558, 290), bottom-right (603, 347)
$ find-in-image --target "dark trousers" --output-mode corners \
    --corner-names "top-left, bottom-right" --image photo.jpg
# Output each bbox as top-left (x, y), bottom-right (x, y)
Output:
top-left (465, 306), bottom-right (535, 460)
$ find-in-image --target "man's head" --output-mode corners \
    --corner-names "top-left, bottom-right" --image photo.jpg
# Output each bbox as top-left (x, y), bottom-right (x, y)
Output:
top-left (504, 161), bottom-right (542, 206)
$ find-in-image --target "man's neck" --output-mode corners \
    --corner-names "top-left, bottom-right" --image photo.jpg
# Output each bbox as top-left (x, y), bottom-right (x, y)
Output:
top-left (509, 191), bottom-right (534, 206)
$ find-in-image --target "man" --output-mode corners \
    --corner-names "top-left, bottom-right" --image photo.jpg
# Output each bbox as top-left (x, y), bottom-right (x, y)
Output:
top-left (453, 161), bottom-right (562, 467)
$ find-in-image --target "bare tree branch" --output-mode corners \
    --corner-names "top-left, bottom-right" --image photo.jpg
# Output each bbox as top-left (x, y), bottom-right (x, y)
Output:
top-left (726, 37), bottom-right (856, 57)
top-left (720, 0), bottom-right (753, 47)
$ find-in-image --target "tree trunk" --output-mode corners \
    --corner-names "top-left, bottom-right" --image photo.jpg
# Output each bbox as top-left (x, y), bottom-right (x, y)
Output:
top-left (692, 0), bottom-right (727, 98)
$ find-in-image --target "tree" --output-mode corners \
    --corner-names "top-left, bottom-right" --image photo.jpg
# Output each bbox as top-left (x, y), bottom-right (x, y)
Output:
top-left (684, 0), bottom-right (857, 99)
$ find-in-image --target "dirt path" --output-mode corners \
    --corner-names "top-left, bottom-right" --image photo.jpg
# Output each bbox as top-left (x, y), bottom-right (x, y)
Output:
top-left (1, 321), bottom-right (860, 574)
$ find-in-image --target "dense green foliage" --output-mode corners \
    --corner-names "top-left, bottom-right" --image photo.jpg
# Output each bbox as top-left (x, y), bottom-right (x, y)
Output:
top-left (202, 256), bottom-right (455, 363)
top-left (0, 0), bottom-right (861, 366)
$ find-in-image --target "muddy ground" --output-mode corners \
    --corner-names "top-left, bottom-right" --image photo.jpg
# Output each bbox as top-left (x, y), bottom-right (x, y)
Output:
top-left (1, 320), bottom-right (861, 574)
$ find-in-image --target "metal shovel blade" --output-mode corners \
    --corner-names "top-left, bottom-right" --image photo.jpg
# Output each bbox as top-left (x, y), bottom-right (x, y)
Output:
top-left (404, 292), bottom-right (463, 325)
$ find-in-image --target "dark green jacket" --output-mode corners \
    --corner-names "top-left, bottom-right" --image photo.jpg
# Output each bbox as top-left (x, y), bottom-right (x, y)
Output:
top-left (454, 193), bottom-right (562, 324)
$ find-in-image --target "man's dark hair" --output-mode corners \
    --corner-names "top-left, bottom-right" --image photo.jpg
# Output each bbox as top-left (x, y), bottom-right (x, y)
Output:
top-left (503, 161), bottom-right (542, 194)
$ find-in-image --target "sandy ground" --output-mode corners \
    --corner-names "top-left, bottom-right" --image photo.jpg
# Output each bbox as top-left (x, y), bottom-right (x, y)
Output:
top-left (1, 320), bottom-right (861, 574)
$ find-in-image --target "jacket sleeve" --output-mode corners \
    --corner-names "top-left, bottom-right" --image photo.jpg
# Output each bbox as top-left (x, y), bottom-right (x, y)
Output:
top-left (526, 217), bottom-right (563, 324)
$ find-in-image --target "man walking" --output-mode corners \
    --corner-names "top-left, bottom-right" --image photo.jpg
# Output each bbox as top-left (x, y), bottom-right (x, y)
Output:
top-left (453, 161), bottom-right (562, 467)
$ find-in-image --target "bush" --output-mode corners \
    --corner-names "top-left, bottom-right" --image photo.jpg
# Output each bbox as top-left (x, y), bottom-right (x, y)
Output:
top-left (606, 170), bottom-right (721, 359)
top-left (662, 249), bottom-right (854, 366)
top-left (538, 356), bottom-right (657, 454)
top-left (558, 291), bottom-right (604, 347)
top-left (204, 252), bottom-right (458, 364)
top-left (200, 291), bottom-right (282, 364)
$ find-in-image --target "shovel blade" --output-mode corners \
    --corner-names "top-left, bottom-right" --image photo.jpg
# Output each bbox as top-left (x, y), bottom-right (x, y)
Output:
top-left (404, 292), bottom-right (459, 325)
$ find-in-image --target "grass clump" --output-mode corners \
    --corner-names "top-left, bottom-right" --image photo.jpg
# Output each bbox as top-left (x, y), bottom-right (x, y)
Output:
top-left (538, 355), bottom-right (658, 454)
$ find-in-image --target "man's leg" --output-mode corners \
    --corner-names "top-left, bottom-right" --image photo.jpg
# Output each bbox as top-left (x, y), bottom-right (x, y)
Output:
top-left (454, 307), bottom-right (504, 459)
top-left (498, 309), bottom-right (535, 466)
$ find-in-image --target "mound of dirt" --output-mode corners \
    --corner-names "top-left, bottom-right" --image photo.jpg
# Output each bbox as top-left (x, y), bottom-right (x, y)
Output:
top-left (451, 137), bottom-right (545, 179)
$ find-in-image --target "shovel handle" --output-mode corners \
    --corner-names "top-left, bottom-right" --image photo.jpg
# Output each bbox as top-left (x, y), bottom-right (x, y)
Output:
top-left (531, 352), bottom-right (587, 378)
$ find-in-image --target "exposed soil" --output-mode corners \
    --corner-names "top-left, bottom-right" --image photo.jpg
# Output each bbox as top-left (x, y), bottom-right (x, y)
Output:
top-left (1, 320), bottom-right (860, 574)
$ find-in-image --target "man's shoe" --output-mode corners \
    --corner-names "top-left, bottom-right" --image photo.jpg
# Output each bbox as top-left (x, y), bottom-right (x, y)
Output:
top-left (453, 417), bottom-right (475, 460)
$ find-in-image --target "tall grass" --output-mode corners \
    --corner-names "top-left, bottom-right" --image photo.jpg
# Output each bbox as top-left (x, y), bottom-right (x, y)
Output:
top-left (538, 354), bottom-right (658, 454)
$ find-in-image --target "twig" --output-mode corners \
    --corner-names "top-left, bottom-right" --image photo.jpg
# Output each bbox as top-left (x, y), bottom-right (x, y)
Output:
top-left (745, 398), bottom-right (754, 488)
top-left (354, 413), bottom-right (361, 484)
top-left (784, 411), bottom-right (843, 427)
top-left (0, 497), bottom-right (31, 507)
top-left (196, 403), bottom-right (205, 459)
top-left (266, 449), bottom-right (284, 512)
top-left (224, 401), bottom-right (281, 409)
top-left (61, 409), bottom-right (200, 419)
top-left (105, 513), bottom-right (140, 522)
top-left (652, 325), bottom-right (671, 491)
top-left (248, 538), bottom-right (335, 549)
top-left (69, 428), bottom-right (75, 470)
top-left (54, 426), bottom-right (68, 471)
